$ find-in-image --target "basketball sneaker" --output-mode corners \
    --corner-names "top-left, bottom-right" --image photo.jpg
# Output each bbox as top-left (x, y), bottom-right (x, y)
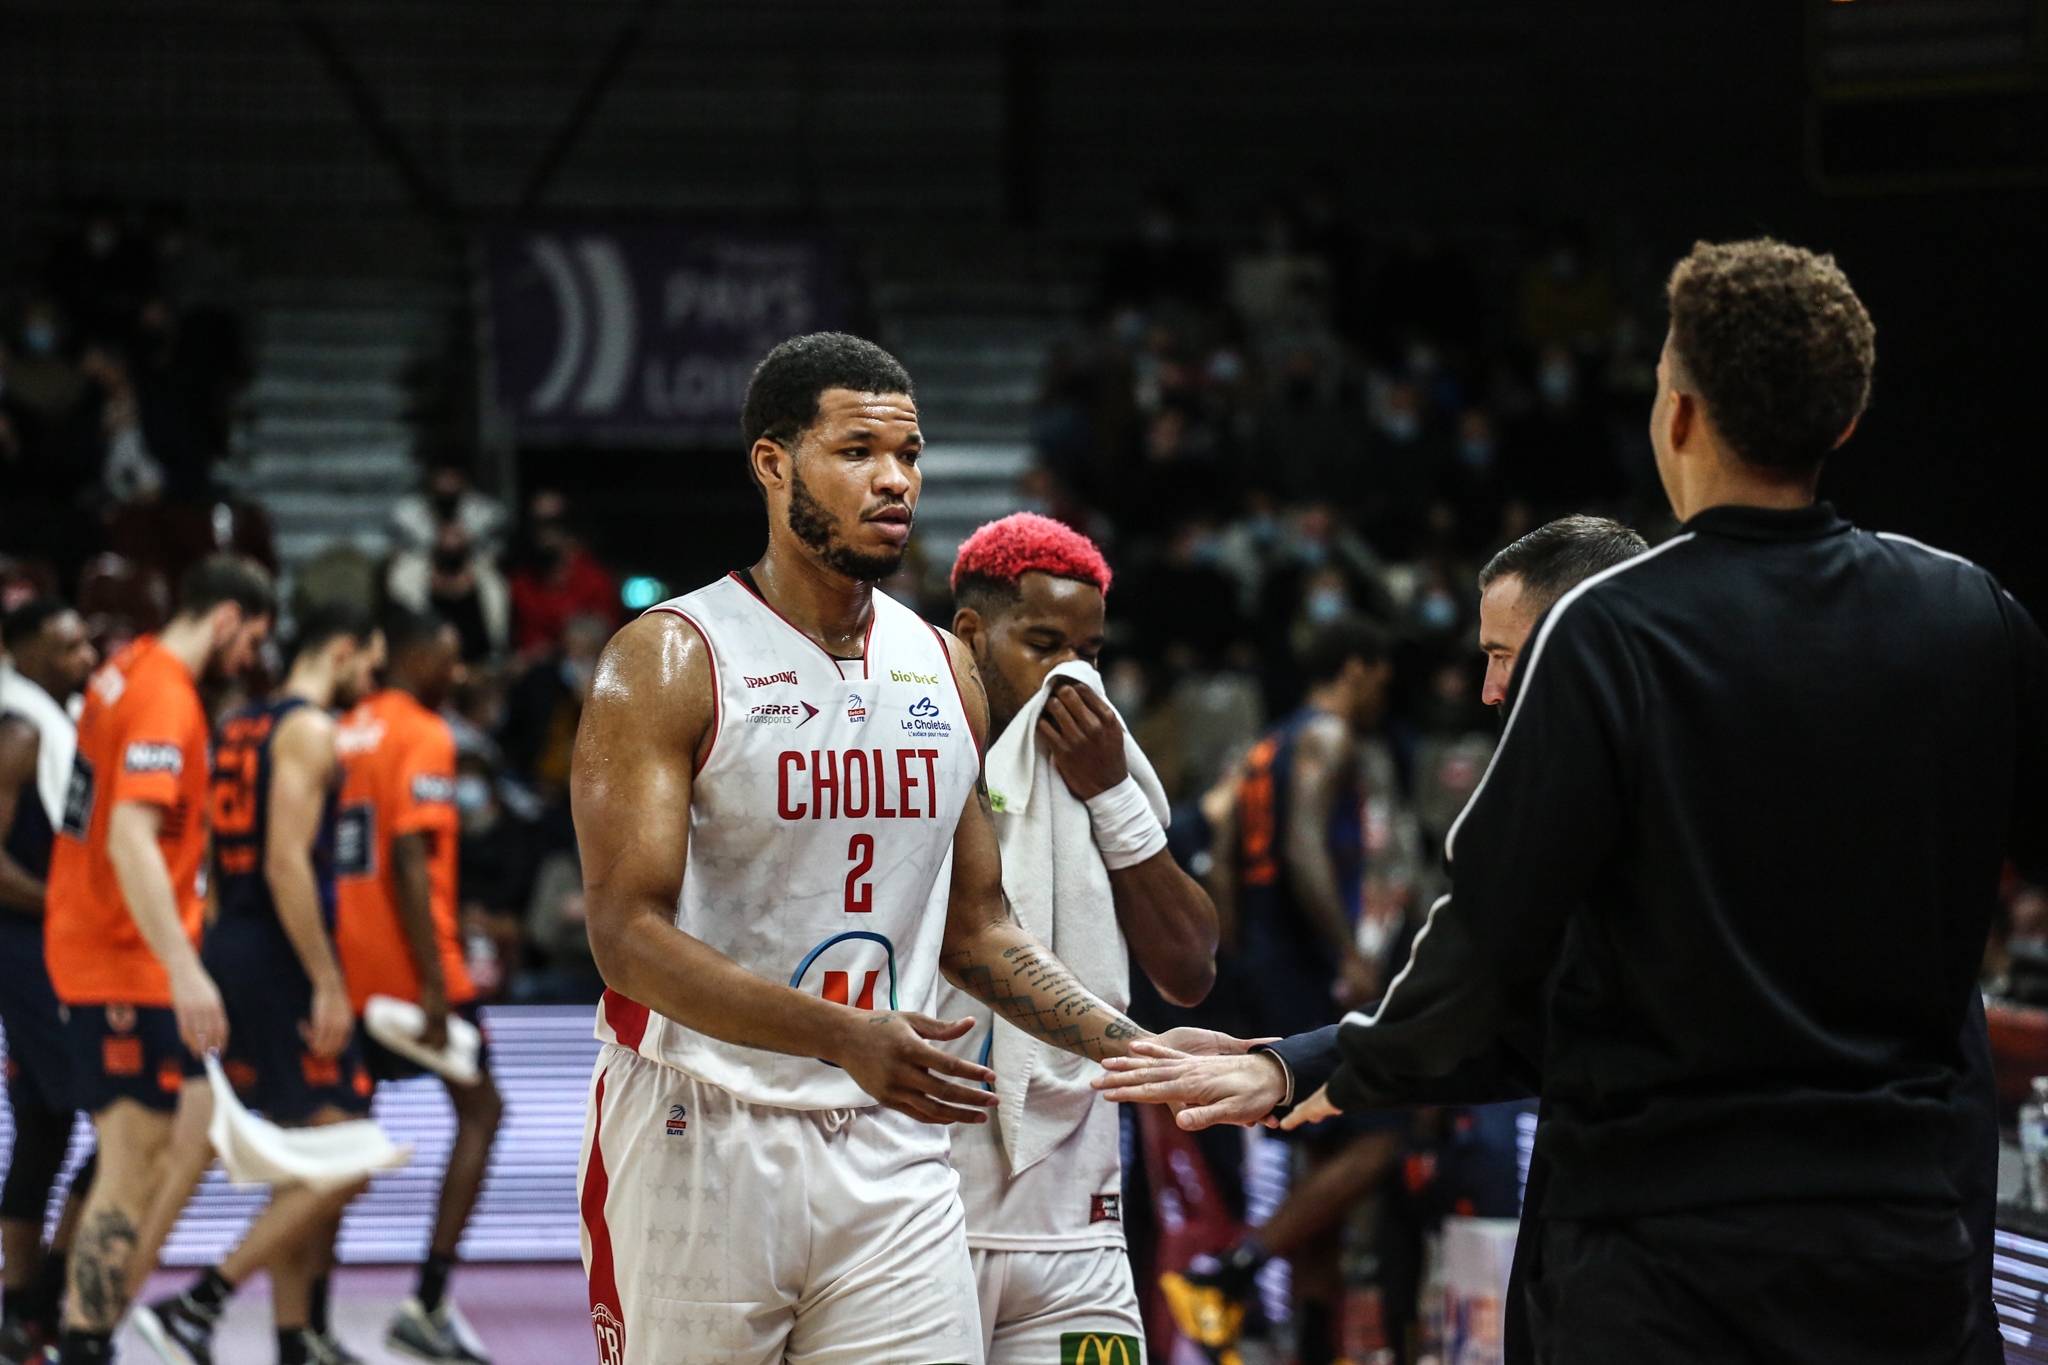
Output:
top-left (1161, 1269), bottom-right (1247, 1365)
top-left (0, 1315), bottom-right (43, 1365)
top-left (307, 1329), bottom-right (367, 1365)
top-left (385, 1296), bottom-right (491, 1365)
top-left (131, 1291), bottom-right (221, 1365)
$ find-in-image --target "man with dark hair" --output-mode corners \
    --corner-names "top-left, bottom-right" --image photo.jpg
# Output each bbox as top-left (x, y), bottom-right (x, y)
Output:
top-left (571, 334), bottom-right (1170, 1365)
top-left (1476, 516), bottom-right (1648, 707)
top-left (132, 601), bottom-right (384, 1365)
top-left (1104, 238), bottom-right (2044, 1362)
top-left (44, 556), bottom-right (272, 1365)
top-left (0, 601), bottom-right (98, 1364)
top-left (333, 609), bottom-right (503, 1364)
top-left (940, 513), bottom-right (1221, 1365)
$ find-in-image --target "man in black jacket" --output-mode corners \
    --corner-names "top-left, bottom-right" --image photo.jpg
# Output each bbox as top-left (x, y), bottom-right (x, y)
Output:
top-left (1102, 238), bottom-right (2042, 1362)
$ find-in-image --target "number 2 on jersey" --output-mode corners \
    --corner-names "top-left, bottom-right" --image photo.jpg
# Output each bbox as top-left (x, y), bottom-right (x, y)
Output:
top-left (844, 833), bottom-right (874, 913)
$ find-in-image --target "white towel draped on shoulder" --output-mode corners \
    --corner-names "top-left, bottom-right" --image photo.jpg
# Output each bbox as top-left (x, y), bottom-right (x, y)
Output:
top-left (0, 663), bottom-right (78, 829)
top-left (979, 659), bottom-right (1170, 1177)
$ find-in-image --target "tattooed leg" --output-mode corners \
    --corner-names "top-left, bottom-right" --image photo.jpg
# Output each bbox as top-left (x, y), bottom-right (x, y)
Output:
top-left (65, 1098), bottom-right (175, 1333)
top-left (68, 1209), bottom-right (139, 1332)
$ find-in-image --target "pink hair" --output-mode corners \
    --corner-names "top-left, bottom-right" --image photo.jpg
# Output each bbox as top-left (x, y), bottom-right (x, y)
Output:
top-left (949, 512), bottom-right (1112, 596)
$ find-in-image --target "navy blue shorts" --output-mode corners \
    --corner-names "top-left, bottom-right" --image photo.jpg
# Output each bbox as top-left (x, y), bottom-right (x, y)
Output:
top-left (184, 914), bottom-right (374, 1123)
top-left (0, 914), bottom-right (72, 1114)
top-left (360, 1000), bottom-right (489, 1085)
top-left (64, 1003), bottom-right (192, 1115)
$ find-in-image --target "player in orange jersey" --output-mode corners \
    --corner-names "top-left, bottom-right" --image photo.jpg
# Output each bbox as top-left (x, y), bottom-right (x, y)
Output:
top-left (130, 603), bottom-right (386, 1365)
top-left (43, 558), bottom-right (272, 1365)
top-left (334, 609), bottom-right (501, 1364)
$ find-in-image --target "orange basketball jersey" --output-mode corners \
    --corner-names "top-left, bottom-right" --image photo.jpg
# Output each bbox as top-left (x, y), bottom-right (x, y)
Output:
top-left (332, 688), bottom-right (473, 1011)
top-left (45, 636), bottom-right (211, 1006)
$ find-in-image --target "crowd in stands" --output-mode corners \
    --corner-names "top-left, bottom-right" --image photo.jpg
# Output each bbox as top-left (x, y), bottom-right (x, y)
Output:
top-left (0, 201), bottom-right (632, 1008)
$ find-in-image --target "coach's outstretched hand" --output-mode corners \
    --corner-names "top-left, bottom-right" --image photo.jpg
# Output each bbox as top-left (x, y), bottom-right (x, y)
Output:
top-left (836, 1011), bottom-right (1001, 1126)
top-left (1093, 1039), bottom-right (1289, 1130)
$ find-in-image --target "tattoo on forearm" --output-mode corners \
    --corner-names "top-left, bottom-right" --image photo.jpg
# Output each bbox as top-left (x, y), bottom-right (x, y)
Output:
top-left (945, 939), bottom-right (1147, 1061)
top-left (71, 1208), bottom-right (139, 1330)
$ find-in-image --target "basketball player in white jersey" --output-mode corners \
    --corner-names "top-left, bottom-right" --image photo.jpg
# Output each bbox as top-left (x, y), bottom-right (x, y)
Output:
top-left (941, 512), bottom-right (1224, 1365)
top-left (571, 334), bottom-right (1174, 1365)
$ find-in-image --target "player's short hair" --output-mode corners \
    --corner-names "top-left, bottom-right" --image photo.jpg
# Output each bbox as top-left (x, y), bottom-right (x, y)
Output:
top-left (740, 332), bottom-right (913, 452)
top-left (1302, 616), bottom-right (1389, 686)
top-left (1478, 515), bottom-right (1649, 614)
top-left (1666, 238), bottom-right (1875, 473)
top-left (287, 600), bottom-right (375, 668)
top-left (0, 597), bottom-right (69, 649)
top-left (175, 555), bottom-right (275, 624)
top-left (381, 605), bottom-right (449, 658)
top-left (950, 512), bottom-right (1113, 618)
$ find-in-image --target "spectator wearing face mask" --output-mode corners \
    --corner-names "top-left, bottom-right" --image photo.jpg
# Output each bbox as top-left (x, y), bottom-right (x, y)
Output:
top-left (505, 492), bottom-right (619, 659)
top-left (390, 463), bottom-right (510, 561)
top-left (454, 747), bottom-right (537, 1002)
top-left (497, 612), bottom-right (611, 802)
top-left (386, 520), bottom-right (510, 663)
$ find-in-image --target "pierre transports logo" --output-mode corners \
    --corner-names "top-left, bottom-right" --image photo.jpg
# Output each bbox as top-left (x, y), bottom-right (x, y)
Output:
top-left (890, 668), bottom-right (939, 685)
top-left (1062, 1331), bottom-right (1140, 1365)
top-left (590, 1302), bottom-right (625, 1365)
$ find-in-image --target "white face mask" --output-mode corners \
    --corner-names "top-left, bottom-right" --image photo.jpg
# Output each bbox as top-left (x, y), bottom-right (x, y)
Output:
top-left (1306, 585), bottom-right (1350, 625)
top-left (455, 774), bottom-right (491, 816)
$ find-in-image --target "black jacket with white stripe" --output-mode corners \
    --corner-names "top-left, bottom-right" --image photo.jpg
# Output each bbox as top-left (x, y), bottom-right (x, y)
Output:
top-left (1327, 501), bottom-right (2048, 1219)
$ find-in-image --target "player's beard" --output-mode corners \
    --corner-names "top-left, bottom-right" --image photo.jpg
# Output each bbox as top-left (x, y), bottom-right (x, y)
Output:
top-left (788, 463), bottom-right (908, 583)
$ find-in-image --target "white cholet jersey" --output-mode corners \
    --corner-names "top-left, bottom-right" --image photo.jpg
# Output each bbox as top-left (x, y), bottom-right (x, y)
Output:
top-left (594, 574), bottom-right (981, 1110)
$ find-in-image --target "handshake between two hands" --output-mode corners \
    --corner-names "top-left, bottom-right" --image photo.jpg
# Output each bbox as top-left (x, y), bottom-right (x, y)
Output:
top-left (1096, 1027), bottom-right (1342, 1132)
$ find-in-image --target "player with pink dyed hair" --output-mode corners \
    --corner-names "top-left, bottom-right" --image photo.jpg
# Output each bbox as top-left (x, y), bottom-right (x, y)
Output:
top-left (940, 512), bottom-right (1226, 1364)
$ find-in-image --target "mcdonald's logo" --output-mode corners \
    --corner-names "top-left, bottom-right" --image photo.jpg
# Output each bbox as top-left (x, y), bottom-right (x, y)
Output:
top-left (1061, 1331), bottom-right (1140, 1365)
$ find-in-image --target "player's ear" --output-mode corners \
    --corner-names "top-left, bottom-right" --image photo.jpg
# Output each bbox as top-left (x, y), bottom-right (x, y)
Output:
top-left (951, 606), bottom-right (985, 653)
top-left (751, 438), bottom-right (792, 494)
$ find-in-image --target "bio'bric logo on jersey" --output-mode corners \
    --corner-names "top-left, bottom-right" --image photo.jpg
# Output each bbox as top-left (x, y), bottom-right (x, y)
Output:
top-left (901, 695), bottom-right (951, 736)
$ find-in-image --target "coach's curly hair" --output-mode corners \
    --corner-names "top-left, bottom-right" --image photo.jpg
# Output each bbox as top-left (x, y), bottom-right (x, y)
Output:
top-left (1666, 238), bottom-right (1875, 472)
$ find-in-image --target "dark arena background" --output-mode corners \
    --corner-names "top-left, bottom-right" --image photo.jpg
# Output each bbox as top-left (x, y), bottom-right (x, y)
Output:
top-left (1, 3), bottom-right (2047, 1363)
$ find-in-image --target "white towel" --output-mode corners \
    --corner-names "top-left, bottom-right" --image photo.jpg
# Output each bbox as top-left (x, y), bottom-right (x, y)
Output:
top-left (363, 994), bottom-right (484, 1086)
top-left (0, 663), bottom-right (77, 830)
top-left (205, 1056), bottom-right (411, 1191)
top-left (980, 660), bottom-right (1171, 1177)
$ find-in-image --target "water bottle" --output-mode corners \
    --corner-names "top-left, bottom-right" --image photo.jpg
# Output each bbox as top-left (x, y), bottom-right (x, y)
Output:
top-left (2021, 1076), bottom-right (2048, 1211)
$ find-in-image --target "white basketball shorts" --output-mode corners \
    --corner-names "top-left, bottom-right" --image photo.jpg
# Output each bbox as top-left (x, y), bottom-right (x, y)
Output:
top-left (970, 1246), bottom-right (1146, 1365)
top-left (578, 1042), bottom-right (983, 1365)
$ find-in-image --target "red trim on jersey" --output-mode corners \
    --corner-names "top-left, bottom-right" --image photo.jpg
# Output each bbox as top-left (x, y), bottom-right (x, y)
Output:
top-left (602, 989), bottom-right (650, 1051)
top-left (726, 571), bottom-right (870, 675)
top-left (858, 609), bottom-right (876, 681)
top-left (581, 1068), bottom-right (626, 1365)
top-left (643, 605), bottom-right (719, 775)
top-left (927, 623), bottom-right (985, 762)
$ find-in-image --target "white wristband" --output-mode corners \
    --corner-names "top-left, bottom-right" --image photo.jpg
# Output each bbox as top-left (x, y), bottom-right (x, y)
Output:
top-left (1085, 775), bottom-right (1169, 871)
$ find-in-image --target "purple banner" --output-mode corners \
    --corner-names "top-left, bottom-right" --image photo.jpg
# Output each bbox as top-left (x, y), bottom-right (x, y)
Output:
top-left (481, 219), bottom-right (850, 444)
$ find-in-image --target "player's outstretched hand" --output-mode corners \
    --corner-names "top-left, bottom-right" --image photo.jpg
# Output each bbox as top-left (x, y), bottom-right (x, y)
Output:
top-left (836, 1011), bottom-right (1002, 1126)
top-left (1092, 1039), bottom-right (1287, 1130)
top-left (1276, 1084), bottom-right (1340, 1130)
top-left (1039, 680), bottom-right (1128, 801)
top-left (1151, 1026), bottom-right (1275, 1057)
top-left (171, 961), bottom-right (229, 1058)
top-left (302, 977), bottom-right (356, 1060)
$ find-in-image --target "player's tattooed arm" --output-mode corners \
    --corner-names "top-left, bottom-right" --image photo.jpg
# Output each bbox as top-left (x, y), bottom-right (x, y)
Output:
top-left (941, 932), bottom-right (1147, 1061)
